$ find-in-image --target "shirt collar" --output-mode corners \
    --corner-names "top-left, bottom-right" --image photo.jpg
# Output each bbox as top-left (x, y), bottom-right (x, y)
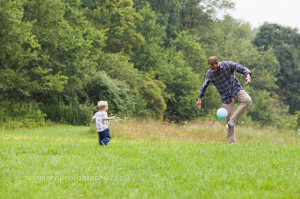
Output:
top-left (220, 63), bottom-right (224, 69)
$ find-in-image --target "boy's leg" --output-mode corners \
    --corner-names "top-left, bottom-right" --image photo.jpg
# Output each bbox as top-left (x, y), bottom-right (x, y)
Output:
top-left (101, 128), bottom-right (111, 145)
top-left (222, 97), bottom-right (235, 143)
top-left (98, 132), bottom-right (104, 145)
top-left (228, 89), bottom-right (251, 125)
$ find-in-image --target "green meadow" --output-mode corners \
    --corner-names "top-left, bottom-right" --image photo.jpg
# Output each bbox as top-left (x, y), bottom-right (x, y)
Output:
top-left (0, 121), bottom-right (299, 198)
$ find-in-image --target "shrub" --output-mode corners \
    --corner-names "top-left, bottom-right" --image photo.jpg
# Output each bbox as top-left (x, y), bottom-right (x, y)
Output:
top-left (84, 71), bottom-right (134, 116)
top-left (40, 101), bottom-right (94, 125)
top-left (0, 101), bottom-right (46, 129)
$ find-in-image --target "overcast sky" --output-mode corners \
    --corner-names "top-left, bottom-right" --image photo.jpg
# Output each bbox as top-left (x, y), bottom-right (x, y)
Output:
top-left (225, 0), bottom-right (300, 31)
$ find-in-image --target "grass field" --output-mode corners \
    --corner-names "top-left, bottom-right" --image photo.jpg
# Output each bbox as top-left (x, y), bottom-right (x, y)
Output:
top-left (0, 120), bottom-right (299, 198)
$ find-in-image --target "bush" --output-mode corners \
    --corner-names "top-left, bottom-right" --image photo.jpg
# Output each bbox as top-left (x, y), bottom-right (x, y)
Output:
top-left (248, 90), bottom-right (298, 130)
top-left (40, 101), bottom-right (94, 125)
top-left (155, 59), bottom-right (201, 121)
top-left (0, 101), bottom-right (46, 129)
top-left (84, 71), bottom-right (134, 116)
top-left (137, 77), bottom-right (166, 120)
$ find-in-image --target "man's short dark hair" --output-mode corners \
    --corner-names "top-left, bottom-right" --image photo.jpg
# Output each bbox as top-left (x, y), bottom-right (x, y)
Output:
top-left (207, 56), bottom-right (219, 65)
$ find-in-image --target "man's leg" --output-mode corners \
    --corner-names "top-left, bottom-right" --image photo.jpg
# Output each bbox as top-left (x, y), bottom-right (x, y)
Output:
top-left (229, 90), bottom-right (251, 125)
top-left (222, 97), bottom-right (235, 143)
top-left (223, 89), bottom-right (251, 143)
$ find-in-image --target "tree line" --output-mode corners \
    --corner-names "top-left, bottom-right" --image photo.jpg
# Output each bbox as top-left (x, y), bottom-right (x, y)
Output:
top-left (0, 0), bottom-right (299, 129)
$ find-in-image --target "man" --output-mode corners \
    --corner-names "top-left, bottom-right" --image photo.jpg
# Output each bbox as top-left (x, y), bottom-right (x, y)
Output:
top-left (197, 56), bottom-right (252, 143)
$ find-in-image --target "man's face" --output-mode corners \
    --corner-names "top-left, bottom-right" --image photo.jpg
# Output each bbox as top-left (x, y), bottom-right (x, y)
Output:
top-left (209, 63), bottom-right (220, 72)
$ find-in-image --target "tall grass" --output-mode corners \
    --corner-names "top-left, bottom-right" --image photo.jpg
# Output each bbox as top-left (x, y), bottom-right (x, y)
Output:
top-left (108, 118), bottom-right (299, 145)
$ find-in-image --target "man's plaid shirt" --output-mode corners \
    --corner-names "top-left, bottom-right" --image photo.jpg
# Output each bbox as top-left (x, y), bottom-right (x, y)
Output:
top-left (198, 61), bottom-right (252, 104)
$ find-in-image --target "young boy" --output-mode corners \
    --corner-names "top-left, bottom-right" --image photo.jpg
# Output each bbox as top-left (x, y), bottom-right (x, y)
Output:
top-left (92, 101), bottom-right (116, 146)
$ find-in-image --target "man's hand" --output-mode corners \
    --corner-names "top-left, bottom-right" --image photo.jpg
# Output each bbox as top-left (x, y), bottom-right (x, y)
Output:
top-left (196, 98), bottom-right (202, 109)
top-left (244, 74), bottom-right (251, 85)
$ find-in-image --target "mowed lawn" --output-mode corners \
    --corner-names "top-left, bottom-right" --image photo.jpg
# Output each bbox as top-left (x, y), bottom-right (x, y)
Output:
top-left (0, 125), bottom-right (299, 198)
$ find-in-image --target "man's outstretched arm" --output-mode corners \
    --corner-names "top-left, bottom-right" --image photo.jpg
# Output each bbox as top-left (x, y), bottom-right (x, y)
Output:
top-left (228, 61), bottom-right (252, 85)
top-left (197, 77), bottom-right (210, 109)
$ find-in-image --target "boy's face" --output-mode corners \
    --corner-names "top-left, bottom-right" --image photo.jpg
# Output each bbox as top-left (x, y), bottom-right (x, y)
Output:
top-left (103, 106), bottom-right (108, 111)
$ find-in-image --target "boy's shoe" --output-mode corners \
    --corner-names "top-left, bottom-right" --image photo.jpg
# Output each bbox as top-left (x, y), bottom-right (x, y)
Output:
top-left (100, 141), bottom-right (105, 146)
top-left (226, 123), bottom-right (234, 131)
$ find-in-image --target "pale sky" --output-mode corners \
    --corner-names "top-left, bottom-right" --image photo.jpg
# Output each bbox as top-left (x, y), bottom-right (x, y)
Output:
top-left (225, 0), bottom-right (300, 31)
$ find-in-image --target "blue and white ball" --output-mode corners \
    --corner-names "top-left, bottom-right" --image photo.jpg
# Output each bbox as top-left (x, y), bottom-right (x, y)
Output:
top-left (217, 108), bottom-right (228, 119)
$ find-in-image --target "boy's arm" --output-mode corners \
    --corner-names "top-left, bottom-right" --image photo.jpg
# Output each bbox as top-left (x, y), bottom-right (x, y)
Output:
top-left (104, 116), bottom-right (116, 120)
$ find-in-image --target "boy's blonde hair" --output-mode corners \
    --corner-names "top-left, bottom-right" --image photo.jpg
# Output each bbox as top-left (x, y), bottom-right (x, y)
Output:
top-left (97, 101), bottom-right (108, 110)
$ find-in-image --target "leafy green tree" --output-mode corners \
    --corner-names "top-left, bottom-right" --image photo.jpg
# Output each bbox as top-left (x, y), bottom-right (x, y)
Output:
top-left (22, 0), bottom-right (106, 105)
top-left (171, 31), bottom-right (207, 73)
top-left (247, 90), bottom-right (275, 126)
top-left (82, 0), bottom-right (144, 56)
top-left (199, 15), bottom-right (251, 58)
top-left (131, 4), bottom-right (166, 72)
top-left (0, 0), bottom-right (46, 100)
top-left (155, 49), bottom-right (201, 121)
top-left (246, 48), bottom-right (279, 92)
top-left (253, 23), bottom-right (300, 113)
top-left (248, 90), bottom-right (297, 129)
top-left (179, 0), bottom-right (234, 29)
top-left (133, 0), bottom-right (182, 45)
top-left (142, 0), bottom-right (234, 43)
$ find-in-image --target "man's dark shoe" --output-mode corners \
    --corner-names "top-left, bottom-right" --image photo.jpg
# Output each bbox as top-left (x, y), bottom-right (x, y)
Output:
top-left (226, 123), bottom-right (234, 131)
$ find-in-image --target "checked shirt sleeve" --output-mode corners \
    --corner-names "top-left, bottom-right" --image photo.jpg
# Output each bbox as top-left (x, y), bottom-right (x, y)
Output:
top-left (198, 76), bottom-right (211, 98)
top-left (229, 61), bottom-right (252, 76)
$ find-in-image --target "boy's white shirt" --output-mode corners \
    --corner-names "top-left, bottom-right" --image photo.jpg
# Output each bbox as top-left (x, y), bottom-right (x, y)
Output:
top-left (92, 110), bottom-right (109, 132)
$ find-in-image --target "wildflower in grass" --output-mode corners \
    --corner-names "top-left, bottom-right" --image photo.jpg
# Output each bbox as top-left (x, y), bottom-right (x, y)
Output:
top-left (13, 136), bottom-right (23, 140)
top-left (56, 138), bottom-right (65, 143)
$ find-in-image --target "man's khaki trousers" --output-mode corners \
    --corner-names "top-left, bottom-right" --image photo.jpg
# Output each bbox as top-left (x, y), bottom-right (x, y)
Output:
top-left (222, 89), bottom-right (252, 143)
